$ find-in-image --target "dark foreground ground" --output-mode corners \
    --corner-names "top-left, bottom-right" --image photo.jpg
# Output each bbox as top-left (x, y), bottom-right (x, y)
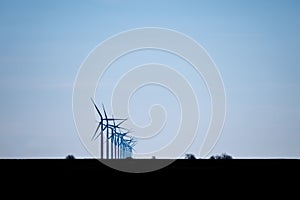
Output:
top-left (1, 159), bottom-right (298, 193)
top-left (1, 158), bottom-right (299, 178)
top-left (1, 158), bottom-right (299, 192)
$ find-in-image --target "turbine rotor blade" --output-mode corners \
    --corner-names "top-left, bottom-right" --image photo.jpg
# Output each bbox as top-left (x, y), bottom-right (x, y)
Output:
top-left (94, 129), bottom-right (104, 140)
top-left (92, 123), bottom-right (101, 141)
top-left (91, 98), bottom-right (103, 120)
top-left (102, 104), bottom-right (108, 119)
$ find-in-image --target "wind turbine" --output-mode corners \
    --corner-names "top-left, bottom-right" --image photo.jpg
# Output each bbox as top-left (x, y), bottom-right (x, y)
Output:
top-left (109, 116), bottom-right (127, 159)
top-left (91, 98), bottom-right (136, 159)
top-left (101, 104), bottom-right (110, 159)
top-left (123, 137), bottom-right (136, 158)
top-left (91, 98), bottom-right (125, 159)
top-left (112, 129), bottom-right (132, 158)
top-left (107, 116), bottom-right (130, 158)
top-left (91, 98), bottom-right (105, 159)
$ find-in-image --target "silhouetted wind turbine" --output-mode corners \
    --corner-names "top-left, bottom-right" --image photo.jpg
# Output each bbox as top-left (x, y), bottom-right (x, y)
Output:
top-left (102, 104), bottom-right (110, 159)
top-left (101, 103), bottom-right (126, 158)
top-left (91, 98), bottom-right (125, 159)
top-left (108, 120), bottom-right (131, 158)
top-left (91, 98), bottom-right (136, 159)
top-left (91, 98), bottom-right (105, 158)
top-left (110, 116), bottom-right (127, 159)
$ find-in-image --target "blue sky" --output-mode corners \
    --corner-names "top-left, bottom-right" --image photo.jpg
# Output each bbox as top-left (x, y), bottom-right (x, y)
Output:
top-left (0, 0), bottom-right (299, 158)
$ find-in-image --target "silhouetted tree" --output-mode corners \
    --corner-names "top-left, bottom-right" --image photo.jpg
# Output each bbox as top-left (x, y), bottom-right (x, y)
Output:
top-left (210, 153), bottom-right (232, 159)
top-left (65, 155), bottom-right (76, 159)
top-left (185, 153), bottom-right (196, 159)
top-left (221, 153), bottom-right (233, 159)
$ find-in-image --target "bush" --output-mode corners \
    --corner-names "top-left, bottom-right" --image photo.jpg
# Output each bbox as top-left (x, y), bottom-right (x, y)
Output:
top-left (185, 154), bottom-right (197, 159)
top-left (65, 155), bottom-right (76, 159)
top-left (209, 153), bottom-right (232, 159)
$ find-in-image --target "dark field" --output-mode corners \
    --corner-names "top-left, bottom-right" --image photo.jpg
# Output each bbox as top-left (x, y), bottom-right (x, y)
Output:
top-left (1, 159), bottom-right (299, 192)
top-left (1, 158), bottom-right (299, 178)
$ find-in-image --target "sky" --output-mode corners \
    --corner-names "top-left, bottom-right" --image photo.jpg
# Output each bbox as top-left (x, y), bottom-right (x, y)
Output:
top-left (0, 0), bottom-right (299, 158)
